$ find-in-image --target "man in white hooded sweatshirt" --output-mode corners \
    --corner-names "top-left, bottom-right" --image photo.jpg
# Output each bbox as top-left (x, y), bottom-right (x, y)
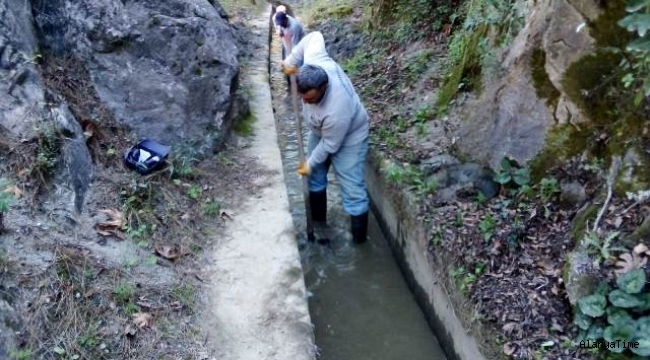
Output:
top-left (281, 31), bottom-right (370, 244)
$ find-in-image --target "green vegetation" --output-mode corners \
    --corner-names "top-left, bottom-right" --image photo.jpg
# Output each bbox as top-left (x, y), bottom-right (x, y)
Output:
top-left (9, 349), bottom-right (32, 360)
top-left (493, 157), bottom-right (531, 190)
top-left (530, 49), bottom-right (561, 107)
top-left (0, 179), bottom-right (15, 231)
top-left (478, 213), bottom-right (497, 241)
top-left (171, 284), bottom-right (196, 309)
top-left (120, 180), bottom-right (156, 240)
top-left (383, 162), bottom-right (437, 196)
top-left (373, 126), bottom-right (400, 149)
top-left (234, 111), bottom-right (256, 137)
top-left (532, 0), bottom-right (650, 190)
top-left (304, 2), bottom-right (354, 26)
top-left (202, 199), bottom-right (222, 217)
top-left (584, 231), bottom-right (626, 267)
top-left (405, 49), bottom-right (434, 84)
top-left (113, 281), bottom-right (134, 303)
top-left (449, 262), bottom-right (485, 294)
top-left (618, 0), bottom-right (650, 104)
top-left (437, 27), bottom-right (485, 110)
top-left (32, 125), bottom-right (60, 181)
top-left (538, 177), bottom-right (560, 202)
top-left (172, 155), bottom-right (198, 179)
top-left (187, 184), bottom-right (202, 200)
top-left (437, 0), bottom-right (525, 109)
top-left (574, 271), bottom-right (650, 356)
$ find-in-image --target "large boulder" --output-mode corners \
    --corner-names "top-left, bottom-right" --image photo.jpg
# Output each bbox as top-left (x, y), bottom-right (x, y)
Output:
top-left (31, 0), bottom-right (242, 153)
top-left (455, 0), bottom-right (599, 170)
top-left (0, 1), bottom-right (46, 139)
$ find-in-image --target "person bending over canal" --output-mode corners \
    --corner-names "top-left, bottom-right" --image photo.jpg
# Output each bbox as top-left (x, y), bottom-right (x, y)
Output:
top-left (273, 6), bottom-right (304, 61)
top-left (281, 31), bottom-right (370, 244)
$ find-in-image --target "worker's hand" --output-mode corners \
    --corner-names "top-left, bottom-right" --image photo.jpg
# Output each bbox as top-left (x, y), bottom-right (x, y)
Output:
top-left (297, 161), bottom-right (311, 176)
top-left (280, 60), bottom-right (298, 76)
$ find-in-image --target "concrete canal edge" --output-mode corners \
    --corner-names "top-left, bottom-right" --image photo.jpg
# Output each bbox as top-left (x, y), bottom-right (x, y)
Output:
top-left (366, 150), bottom-right (494, 360)
top-left (205, 6), bottom-right (315, 360)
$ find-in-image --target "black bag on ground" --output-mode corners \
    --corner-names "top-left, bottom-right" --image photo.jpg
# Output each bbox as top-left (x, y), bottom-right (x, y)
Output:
top-left (123, 139), bottom-right (171, 175)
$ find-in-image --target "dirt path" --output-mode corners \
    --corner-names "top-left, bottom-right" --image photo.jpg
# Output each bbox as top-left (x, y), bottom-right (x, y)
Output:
top-left (205, 6), bottom-right (316, 360)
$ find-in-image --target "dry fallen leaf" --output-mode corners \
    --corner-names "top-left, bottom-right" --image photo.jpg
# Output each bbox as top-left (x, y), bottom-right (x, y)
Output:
top-left (95, 223), bottom-right (124, 239)
top-left (83, 122), bottom-right (97, 140)
top-left (154, 245), bottom-right (185, 260)
top-left (132, 312), bottom-right (152, 328)
top-left (615, 252), bottom-right (648, 275)
top-left (170, 301), bottom-right (183, 311)
top-left (613, 216), bottom-right (623, 228)
top-left (220, 209), bottom-right (235, 220)
top-left (124, 324), bottom-right (137, 336)
top-left (503, 342), bottom-right (516, 356)
top-left (3, 185), bottom-right (23, 198)
top-left (633, 243), bottom-right (649, 255)
top-left (502, 322), bottom-right (517, 335)
top-left (96, 228), bottom-right (114, 237)
top-left (551, 285), bottom-right (560, 296)
top-left (97, 209), bottom-right (126, 229)
top-left (180, 244), bottom-right (191, 257)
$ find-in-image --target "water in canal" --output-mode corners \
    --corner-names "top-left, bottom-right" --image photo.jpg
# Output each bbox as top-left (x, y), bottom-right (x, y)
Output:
top-left (269, 35), bottom-right (447, 360)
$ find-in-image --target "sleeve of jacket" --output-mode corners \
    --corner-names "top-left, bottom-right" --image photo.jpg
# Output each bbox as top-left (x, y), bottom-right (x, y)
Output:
top-left (290, 19), bottom-right (304, 46)
top-left (286, 31), bottom-right (327, 67)
top-left (307, 97), bottom-right (355, 167)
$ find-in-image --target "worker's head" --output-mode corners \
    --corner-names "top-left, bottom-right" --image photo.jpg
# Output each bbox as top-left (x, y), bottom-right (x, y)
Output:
top-left (297, 64), bottom-right (329, 104)
top-left (275, 11), bottom-right (288, 27)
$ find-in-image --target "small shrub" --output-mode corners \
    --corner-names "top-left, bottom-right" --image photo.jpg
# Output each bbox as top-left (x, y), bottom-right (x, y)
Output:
top-left (172, 156), bottom-right (197, 179)
top-left (584, 231), bottom-right (626, 267)
top-left (574, 269), bottom-right (650, 356)
top-left (538, 177), bottom-right (560, 201)
top-left (202, 200), bottom-right (222, 217)
top-left (9, 349), bottom-right (32, 360)
top-left (171, 284), bottom-right (196, 309)
top-left (449, 264), bottom-right (483, 294)
top-left (113, 282), bottom-right (134, 303)
top-left (478, 213), bottom-right (497, 241)
top-left (123, 302), bottom-right (140, 315)
top-left (493, 157), bottom-right (531, 188)
top-left (618, 0), bottom-right (650, 105)
top-left (0, 179), bottom-right (15, 230)
top-left (384, 163), bottom-right (407, 184)
top-left (31, 126), bottom-right (60, 179)
top-left (187, 184), bottom-right (202, 199)
top-left (234, 112), bottom-right (256, 137)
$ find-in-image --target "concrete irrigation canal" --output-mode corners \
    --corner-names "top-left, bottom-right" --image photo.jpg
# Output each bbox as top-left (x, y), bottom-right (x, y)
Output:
top-left (209, 5), bottom-right (480, 360)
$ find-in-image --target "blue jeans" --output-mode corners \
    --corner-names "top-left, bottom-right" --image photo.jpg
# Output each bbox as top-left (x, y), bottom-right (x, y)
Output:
top-left (307, 133), bottom-right (369, 216)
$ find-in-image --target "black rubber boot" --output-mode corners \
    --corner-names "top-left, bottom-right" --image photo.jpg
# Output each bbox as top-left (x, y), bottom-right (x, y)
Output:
top-left (310, 190), bottom-right (327, 223)
top-left (351, 211), bottom-right (368, 244)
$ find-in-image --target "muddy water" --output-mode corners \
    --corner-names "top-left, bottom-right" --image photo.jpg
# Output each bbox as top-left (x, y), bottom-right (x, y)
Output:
top-left (269, 41), bottom-right (447, 360)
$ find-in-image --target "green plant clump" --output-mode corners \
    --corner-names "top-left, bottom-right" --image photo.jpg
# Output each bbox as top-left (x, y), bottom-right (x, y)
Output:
top-left (33, 126), bottom-right (60, 178)
top-left (383, 163), bottom-right (437, 196)
top-left (234, 111), bottom-right (256, 137)
top-left (618, 0), bottom-right (650, 105)
top-left (0, 179), bottom-right (16, 231)
top-left (574, 269), bottom-right (650, 356)
top-left (493, 157), bottom-right (531, 189)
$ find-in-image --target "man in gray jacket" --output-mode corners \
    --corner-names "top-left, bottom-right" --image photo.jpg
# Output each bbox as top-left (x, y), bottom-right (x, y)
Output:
top-left (274, 6), bottom-right (304, 61)
top-left (281, 31), bottom-right (370, 244)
